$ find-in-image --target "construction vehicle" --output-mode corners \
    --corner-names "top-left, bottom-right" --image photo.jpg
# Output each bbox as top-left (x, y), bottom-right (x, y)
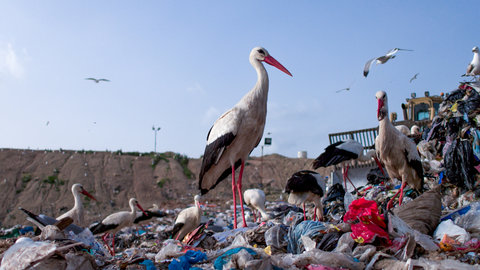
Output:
top-left (326, 91), bottom-right (444, 189)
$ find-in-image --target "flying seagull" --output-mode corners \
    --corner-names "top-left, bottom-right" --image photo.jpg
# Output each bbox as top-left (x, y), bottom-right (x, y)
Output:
top-left (409, 73), bottom-right (419, 83)
top-left (85, 78), bottom-right (110, 83)
top-left (336, 80), bottom-right (355, 93)
top-left (363, 48), bottom-right (413, 77)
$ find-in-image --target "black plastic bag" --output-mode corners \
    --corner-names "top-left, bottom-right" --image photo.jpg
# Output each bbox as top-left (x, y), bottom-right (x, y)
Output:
top-left (444, 138), bottom-right (479, 190)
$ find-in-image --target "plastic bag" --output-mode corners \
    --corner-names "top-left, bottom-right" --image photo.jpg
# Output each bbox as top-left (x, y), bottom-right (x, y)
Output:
top-left (155, 239), bottom-right (182, 262)
top-left (287, 220), bottom-right (327, 254)
top-left (434, 219), bottom-right (470, 244)
top-left (0, 237), bottom-right (57, 270)
top-left (454, 202), bottom-right (480, 238)
top-left (264, 224), bottom-right (288, 251)
top-left (343, 198), bottom-right (390, 244)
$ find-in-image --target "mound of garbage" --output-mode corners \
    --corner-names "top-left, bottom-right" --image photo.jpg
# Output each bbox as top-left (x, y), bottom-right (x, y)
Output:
top-left (1, 82), bottom-right (480, 269)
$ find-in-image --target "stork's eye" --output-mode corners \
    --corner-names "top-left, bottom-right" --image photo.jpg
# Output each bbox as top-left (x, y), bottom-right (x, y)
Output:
top-left (257, 49), bottom-right (265, 55)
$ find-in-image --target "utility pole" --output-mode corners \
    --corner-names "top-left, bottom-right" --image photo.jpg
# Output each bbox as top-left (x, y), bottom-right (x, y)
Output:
top-left (261, 132), bottom-right (272, 183)
top-left (152, 126), bottom-right (161, 153)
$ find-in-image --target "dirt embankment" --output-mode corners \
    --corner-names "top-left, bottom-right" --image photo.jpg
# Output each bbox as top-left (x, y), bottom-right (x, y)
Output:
top-left (0, 149), bottom-right (325, 227)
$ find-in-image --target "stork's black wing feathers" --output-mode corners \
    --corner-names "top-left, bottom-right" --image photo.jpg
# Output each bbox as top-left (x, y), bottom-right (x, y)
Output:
top-left (312, 141), bottom-right (358, 169)
top-left (171, 222), bottom-right (184, 239)
top-left (198, 132), bottom-right (236, 194)
top-left (285, 170), bottom-right (324, 196)
top-left (89, 222), bottom-right (118, 235)
top-left (404, 150), bottom-right (424, 191)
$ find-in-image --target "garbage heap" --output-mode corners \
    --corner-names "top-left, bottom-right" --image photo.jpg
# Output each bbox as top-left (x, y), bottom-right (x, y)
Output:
top-left (0, 83), bottom-right (479, 269)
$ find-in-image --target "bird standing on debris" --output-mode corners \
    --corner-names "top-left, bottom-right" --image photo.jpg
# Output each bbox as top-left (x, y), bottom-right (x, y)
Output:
top-left (363, 48), bottom-right (413, 77)
top-left (312, 139), bottom-right (383, 192)
top-left (56, 183), bottom-right (96, 227)
top-left (243, 189), bottom-right (271, 222)
top-left (198, 47), bottom-right (292, 229)
top-left (284, 170), bottom-right (325, 221)
top-left (375, 90), bottom-right (424, 210)
top-left (85, 77), bottom-right (110, 83)
top-left (463, 46), bottom-right (480, 79)
top-left (89, 198), bottom-right (147, 255)
top-left (171, 195), bottom-right (202, 242)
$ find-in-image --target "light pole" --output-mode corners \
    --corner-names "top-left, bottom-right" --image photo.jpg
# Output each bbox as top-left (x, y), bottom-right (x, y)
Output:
top-left (261, 132), bottom-right (272, 182)
top-left (152, 126), bottom-right (161, 153)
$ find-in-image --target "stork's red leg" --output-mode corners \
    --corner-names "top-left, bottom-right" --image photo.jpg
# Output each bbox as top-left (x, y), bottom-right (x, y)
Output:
top-left (231, 165), bottom-right (238, 229)
top-left (397, 181), bottom-right (407, 206)
top-left (252, 210), bottom-right (257, 222)
top-left (344, 165), bottom-right (359, 193)
top-left (111, 233), bottom-right (116, 256)
top-left (102, 233), bottom-right (114, 256)
top-left (303, 202), bottom-right (307, 221)
top-left (386, 181), bottom-right (406, 210)
top-left (373, 156), bottom-right (385, 176)
top-left (237, 162), bottom-right (247, 227)
top-left (313, 206), bottom-right (317, 221)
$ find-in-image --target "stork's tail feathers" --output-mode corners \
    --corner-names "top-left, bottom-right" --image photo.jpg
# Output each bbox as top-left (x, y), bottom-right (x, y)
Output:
top-left (170, 222), bottom-right (184, 240)
top-left (89, 222), bottom-right (117, 235)
top-left (19, 207), bottom-right (46, 227)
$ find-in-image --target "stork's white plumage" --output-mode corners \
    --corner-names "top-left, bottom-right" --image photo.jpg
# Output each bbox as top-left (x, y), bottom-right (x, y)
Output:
top-left (285, 170), bottom-right (325, 221)
top-left (312, 139), bottom-right (383, 192)
top-left (363, 48), bottom-right (413, 77)
top-left (375, 91), bottom-right (424, 210)
top-left (243, 189), bottom-right (271, 223)
top-left (56, 183), bottom-right (96, 227)
top-left (464, 46), bottom-right (480, 77)
top-left (89, 198), bottom-right (147, 255)
top-left (395, 125), bottom-right (410, 136)
top-left (198, 47), bottom-right (292, 229)
top-left (171, 195), bottom-right (202, 242)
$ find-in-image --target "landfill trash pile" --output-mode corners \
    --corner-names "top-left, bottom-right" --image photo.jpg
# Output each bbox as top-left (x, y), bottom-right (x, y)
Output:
top-left (1, 83), bottom-right (480, 269)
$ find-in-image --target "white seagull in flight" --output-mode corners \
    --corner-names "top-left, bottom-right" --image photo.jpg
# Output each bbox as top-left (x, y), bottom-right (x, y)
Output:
top-left (363, 48), bottom-right (413, 77)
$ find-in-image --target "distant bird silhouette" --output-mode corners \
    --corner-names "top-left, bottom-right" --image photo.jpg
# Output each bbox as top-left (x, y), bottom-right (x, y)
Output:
top-left (363, 48), bottom-right (413, 77)
top-left (409, 73), bottom-right (419, 83)
top-left (336, 80), bottom-right (355, 93)
top-left (85, 78), bottom-right (110, 83)
top-left (46, 121), bottom-right (49, 126)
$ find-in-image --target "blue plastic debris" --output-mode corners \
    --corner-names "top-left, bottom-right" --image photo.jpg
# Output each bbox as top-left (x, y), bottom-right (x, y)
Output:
top-left (213, 247), bottom-right (257, 270)
top-left (140, 259), bottom-right (157, 270)
top-left (19, 226), bottom-right (34, 235)
top-left (287, 220), bottom-right (327, 254)
top-left (168, 250), bottom-right (207, 270)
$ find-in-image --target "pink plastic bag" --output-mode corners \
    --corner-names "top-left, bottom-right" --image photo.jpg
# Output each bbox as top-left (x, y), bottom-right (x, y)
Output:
top-left (343, 198), bottom-right (390, 244)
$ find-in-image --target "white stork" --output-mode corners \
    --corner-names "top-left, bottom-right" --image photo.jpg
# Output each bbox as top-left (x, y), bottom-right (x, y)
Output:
top-left (284, 170), bottom-right (325, 221)
top-left (312, 139), bottom-right (384, 192)
top-left (56, 183), bottom-right (96, 227)
top-left (375, 90), bottom-right (424, 210)
top-left (463, 46), bottom-right (480, 78)
top-left (363, 48), bottom-right (413, 77)
top-left (198, 47), bottom-right (292, 229)
top-left (89, 198), bottom-right (147, 255)
top-left (171, 195), bottom-right (202, 242)
top-left (243, 188), bottom-right (271, 223)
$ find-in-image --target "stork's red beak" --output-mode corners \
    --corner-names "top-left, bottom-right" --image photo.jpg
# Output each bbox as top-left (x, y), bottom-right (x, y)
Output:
top-left (377, 98), bottom-right (385, 120)
top-left (264, 55), bottom-right (292, 76)
top-left (136, 203), bottom-right (148, 217)
top-left (80, 189), bottom-right (97, 201)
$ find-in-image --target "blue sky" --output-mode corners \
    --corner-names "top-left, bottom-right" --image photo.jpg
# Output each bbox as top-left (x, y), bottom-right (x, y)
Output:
top-left (0, 1), bottom-right (478, 158)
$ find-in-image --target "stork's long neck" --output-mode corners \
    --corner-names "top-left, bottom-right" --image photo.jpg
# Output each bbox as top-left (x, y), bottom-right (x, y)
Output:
top-left (242, 59), bottom-right (269, 109)
top-left (129, 201), bottom-right (136, 217)
top-left (72, 190), bottom-right (82, 212)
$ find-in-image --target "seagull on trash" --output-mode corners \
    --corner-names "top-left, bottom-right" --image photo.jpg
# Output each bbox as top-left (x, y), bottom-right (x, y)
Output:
top-left (85, 78), bottom-right (110, 83)
top-left (462, 46), bottom-right (480, 79)
top-left (363, 48), bottom-right (413, 77)
top-left (409, 73), bottom-right (419, 83)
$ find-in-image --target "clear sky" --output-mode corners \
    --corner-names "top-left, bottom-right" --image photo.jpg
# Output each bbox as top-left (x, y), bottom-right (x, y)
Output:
top-left (0, 1), bottom-right (478, 158)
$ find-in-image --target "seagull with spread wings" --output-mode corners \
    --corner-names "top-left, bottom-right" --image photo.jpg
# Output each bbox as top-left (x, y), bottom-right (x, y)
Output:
top-left (363, 48), bottom-right (413, 77)
top-left (85, 78), bottom-right (110, 83)
top-left (409, 73), bottom-right (419, 83)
